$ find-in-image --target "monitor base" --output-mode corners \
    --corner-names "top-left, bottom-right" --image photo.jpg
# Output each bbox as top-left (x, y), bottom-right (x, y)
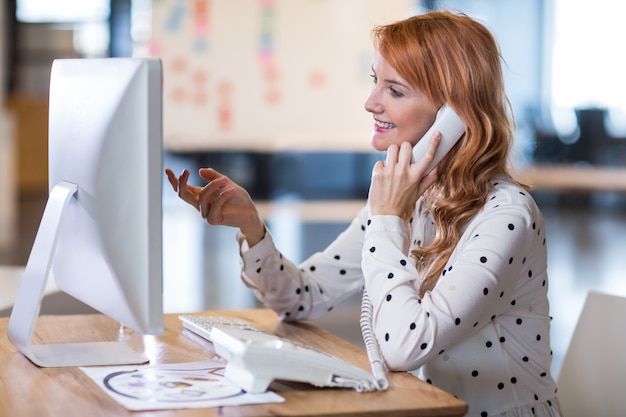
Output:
top-left (28, 342), bottom-right (148, 368)
top-left (7, 181), bottom-right (149, 368)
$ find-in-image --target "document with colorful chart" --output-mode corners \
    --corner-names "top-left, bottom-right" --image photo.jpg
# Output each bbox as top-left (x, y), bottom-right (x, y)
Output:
top-left (80, 359), bottom-right (284, 411)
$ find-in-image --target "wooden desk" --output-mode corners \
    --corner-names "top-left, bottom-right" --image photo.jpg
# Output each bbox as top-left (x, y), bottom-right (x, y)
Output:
top-left (515, 164), bottom-right (626, 193)
top-left (0, 310), bottom-right (467, 417)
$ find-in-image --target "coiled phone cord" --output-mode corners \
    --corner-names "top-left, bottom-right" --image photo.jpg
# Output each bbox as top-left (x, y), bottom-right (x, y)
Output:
top-left (360, 288), bottom-right (389, 391)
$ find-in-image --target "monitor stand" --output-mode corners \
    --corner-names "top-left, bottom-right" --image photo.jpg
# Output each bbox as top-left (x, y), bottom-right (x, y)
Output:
top-left (7, 181), bottom-right (149, 367)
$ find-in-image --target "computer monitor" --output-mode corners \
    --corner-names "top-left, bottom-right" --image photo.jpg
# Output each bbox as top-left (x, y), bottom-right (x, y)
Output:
top-left (8, 58), bottom-right (164, 367)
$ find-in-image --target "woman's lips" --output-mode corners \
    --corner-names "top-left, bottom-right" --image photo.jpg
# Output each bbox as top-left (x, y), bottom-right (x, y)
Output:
top-left (374, 119), bottom-right (396, 132)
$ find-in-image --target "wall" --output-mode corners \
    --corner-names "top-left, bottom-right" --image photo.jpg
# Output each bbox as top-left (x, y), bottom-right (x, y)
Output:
top-left (8, 94), bottom-right (48, 192)
top-left (9, 24), bottom-right (78, 194)
top-left (151, 0), bottom-right (417, 152)
top-left (0, 113), bottom-right (15, 251)
top-left (0, 0), bottom-right (17, 251)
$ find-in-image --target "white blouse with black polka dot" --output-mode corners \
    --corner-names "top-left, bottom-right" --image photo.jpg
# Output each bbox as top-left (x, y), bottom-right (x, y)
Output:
top-left (237, 177), bottom-right (561, 417)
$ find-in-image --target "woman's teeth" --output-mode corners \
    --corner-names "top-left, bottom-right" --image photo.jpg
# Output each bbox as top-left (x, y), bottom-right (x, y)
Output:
top-left (375, 120), bottom-right (395, 129)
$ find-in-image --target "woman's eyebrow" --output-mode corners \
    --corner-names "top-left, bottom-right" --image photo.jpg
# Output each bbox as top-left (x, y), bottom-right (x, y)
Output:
top-left (384, 78), bottom-right (410, 89)
top-left (371, 65), bottom-right (410, 89)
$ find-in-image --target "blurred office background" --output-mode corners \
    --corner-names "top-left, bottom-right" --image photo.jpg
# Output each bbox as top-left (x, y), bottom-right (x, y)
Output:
top-left (1, 0), bottom-right (625, 379)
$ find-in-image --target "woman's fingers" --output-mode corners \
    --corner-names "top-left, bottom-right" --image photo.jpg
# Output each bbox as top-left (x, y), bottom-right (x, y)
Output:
top-left (198, 175), bottom-right (230, 220)
top-left (385, 144), bottom-right (399, 166)
top-left (177, 170), bottom-right (198, 204)
top-left (164, 168), bottom-right (179, 192)
top-left (398, 141), bottom-right (414, 165)
top-left (198, 167), bottom-right (221, 182)
top-left (418, 166), bottom-right (439, 195)
top-left (164, 168), bottom-right (202, 209)
top-left (204, 183), bottom-right (233, 225)
top-left (411, 132), bottom-right (441, 175)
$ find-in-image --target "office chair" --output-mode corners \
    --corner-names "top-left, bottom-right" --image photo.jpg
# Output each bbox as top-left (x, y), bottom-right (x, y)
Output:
top-left (557, 290), bottom-right (626, 417)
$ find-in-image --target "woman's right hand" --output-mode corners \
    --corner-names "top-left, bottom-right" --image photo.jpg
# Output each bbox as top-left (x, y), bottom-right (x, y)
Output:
top-left (368, 134), bottom-right (441, 220)
top-left (165, 167), bottom-right (266, 246)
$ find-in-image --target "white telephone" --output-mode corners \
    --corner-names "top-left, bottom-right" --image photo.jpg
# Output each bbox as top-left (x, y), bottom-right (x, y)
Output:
top-left (179, 315), bottom-right (385, 393)
top-left (411, 103), bottom-right (465, 172)
top-left (210, 326), bottom-right (381, 393)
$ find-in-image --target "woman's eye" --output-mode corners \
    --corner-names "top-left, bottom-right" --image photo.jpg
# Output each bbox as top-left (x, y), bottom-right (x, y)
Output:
top-left (370, 73), bottom-right (377, 84)
top-left (389, 87), bottom-right (404, 97)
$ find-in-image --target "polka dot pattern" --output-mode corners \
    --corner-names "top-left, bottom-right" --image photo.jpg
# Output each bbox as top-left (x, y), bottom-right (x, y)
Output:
top-left (236, 179), bottom-right (557, 416)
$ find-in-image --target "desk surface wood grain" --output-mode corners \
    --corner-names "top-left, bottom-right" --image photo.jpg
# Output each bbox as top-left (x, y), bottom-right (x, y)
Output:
top-left (0, 309), bottom-right (467, 417)
top-left (515, 164), bottom-right (626, 193)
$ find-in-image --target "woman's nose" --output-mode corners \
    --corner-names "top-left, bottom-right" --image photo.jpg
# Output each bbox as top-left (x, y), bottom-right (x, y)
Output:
top-left (364, 88), bottom-right (382, 114)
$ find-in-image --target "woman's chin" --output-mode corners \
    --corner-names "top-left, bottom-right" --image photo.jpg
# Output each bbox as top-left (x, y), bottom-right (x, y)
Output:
top-left (369, 137), bottom-right (389, 152)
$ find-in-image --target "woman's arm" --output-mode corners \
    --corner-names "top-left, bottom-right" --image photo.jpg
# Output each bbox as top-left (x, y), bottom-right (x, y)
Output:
top-left (362, 196), bottom-right (542, 371)
top-left (238, 206), bottom-right (371, 321)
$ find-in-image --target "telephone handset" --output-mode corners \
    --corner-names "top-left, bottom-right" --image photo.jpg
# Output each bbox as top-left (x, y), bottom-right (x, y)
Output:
top-left (411, 103), bottom-right (465, 172)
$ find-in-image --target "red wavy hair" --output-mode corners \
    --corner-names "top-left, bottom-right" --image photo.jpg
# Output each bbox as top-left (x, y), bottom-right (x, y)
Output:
top-left (372, 11), bottom-right (521, 296)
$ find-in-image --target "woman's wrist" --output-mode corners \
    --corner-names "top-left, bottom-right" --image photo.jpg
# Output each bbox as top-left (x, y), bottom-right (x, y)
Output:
top-left (240, 215), bottom-right (266, 247)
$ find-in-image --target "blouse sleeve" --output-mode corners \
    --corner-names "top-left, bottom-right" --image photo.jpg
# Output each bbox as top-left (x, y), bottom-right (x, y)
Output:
top-left (362, 197), bottom-right (542, 371)
top-left (237, 205), bottom-right (370, 321)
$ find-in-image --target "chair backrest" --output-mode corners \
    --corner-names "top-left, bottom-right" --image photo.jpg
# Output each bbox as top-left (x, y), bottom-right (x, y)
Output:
top-left (557, 290), bottom-right (626, 417)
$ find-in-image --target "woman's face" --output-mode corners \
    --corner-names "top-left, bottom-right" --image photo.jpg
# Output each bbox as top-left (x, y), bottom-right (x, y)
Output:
top-left (364, 54), bottom-right (439, 152)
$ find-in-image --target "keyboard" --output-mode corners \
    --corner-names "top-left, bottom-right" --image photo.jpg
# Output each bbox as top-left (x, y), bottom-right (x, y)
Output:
top-left (179, 314), bottom-right (264, 340)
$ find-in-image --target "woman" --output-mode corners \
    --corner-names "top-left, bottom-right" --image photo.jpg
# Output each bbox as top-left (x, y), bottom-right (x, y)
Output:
top-left (166, 11), bottom-right (561, 417)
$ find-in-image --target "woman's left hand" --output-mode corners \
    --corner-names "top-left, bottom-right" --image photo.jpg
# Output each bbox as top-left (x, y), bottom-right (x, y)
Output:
top-left (368, 133), bottom-right (441, 220)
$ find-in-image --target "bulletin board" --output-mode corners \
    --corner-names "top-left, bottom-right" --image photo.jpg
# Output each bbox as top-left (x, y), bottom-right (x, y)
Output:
top-left (151, 0), bottom-right (417, 152)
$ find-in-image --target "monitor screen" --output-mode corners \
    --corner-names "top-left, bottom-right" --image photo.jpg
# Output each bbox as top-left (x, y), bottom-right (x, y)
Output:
top-left (8, 58), bottom-right (164, 367)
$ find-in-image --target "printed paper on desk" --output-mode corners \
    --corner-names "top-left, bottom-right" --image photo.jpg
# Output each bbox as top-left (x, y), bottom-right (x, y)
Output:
top-left (80, 359), bottom-right (284, 411)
